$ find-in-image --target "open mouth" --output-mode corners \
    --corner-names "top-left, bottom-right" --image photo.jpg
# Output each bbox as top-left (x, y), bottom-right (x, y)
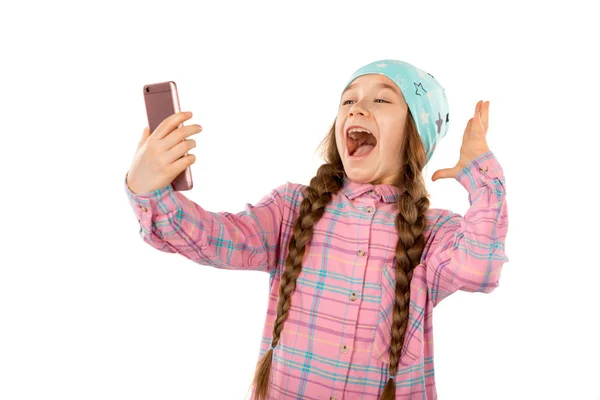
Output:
top-left (346, 126), bottom-right (377, 157)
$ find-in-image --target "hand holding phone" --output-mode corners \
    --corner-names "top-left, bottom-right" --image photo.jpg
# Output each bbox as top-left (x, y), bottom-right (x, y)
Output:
top-left (126, 111), bottom-right (201, 195)
top-left (127, 81), bottom-right (199, 194)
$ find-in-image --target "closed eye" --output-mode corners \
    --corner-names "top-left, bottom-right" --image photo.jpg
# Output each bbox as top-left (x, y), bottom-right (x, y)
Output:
top-left (342, 99), bottom-right (389, 105)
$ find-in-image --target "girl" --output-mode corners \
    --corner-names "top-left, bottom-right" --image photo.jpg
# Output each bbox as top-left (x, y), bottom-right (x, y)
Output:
top-left (124, 59), bottom-right (509, 399)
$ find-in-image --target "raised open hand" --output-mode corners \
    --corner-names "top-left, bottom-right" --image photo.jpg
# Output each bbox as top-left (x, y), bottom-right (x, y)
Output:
top-left (432, 100), bottom-right (491, 181)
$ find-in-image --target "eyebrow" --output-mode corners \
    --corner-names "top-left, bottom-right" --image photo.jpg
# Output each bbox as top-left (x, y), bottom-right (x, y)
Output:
top-left (342, 81), bottom-right (400, 96)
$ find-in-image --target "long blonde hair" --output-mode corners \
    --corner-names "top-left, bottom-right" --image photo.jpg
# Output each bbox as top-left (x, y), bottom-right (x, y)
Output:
top-left (251, 107), bottom-right (430, 399)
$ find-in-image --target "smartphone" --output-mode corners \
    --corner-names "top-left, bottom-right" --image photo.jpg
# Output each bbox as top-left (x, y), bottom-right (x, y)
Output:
top-left (142, 81), bottom-right (193, 191)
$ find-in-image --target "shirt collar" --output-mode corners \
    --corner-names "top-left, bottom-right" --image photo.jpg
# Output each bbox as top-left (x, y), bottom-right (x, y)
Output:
top-left (339, 175), bottom-right (403, 203)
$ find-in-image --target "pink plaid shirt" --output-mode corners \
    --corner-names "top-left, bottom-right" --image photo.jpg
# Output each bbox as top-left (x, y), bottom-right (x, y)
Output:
top-left (124, 150), bottom-right (509, 399)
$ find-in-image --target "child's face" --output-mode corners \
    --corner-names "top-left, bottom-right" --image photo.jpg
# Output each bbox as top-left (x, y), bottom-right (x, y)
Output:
top-left (335, 74), bottom-right (409, 185)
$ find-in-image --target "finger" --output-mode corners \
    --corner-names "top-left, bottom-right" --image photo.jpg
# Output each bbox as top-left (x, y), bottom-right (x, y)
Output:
top-left (161, 124), bottom-right (202, 150)
top-left (481, 101), bottom-right (489, 133)
top-left (166, 153), bottom-right (196, 179)
top-left (474, 106), bottom-right (485, 134)
top-left (464, 118), bottom-right (473, 134)
top-left (475, 103), bottom-right (486, 134)
top-left (164, 138), bottom-right (196, 164)
top-left (475, 100), bottom-right (482, 116)
top-left (137, 126), bottom-right (150, 150)
top-left (475, 101), bottom-right (489, 134)
top-left (432, 167), bottom-right (454, 181)
top-left (152, 111), bottom-right (193, 140)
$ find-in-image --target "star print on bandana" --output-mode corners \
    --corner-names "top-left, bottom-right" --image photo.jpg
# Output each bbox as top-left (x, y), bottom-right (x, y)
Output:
top-left (420, 109), bottom-right (430, 125)
top-left (414, 82), bottom-right (427, 96)
top-left (393, 74), bottom-right (408, 91)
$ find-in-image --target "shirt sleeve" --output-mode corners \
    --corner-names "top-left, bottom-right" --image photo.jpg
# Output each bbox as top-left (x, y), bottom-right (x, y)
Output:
top-left (124, 172), bottom-right (288, 273)
top-left (424, 150), bottom-right (510, 307)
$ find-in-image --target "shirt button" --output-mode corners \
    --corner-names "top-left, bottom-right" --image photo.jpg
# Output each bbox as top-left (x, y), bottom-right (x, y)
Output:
top-left (366, 206), bottom-right (374, 213)
top-left (357, 249), bottom-right (365, 257)
top-left (140, 206), bottom-right (148, 212)
top-left (341, 344), bottom-right (349, 354)
top-left (479, 165), bottom-right (488, 173)
top-left (349, 292), bottom-right (358, 301)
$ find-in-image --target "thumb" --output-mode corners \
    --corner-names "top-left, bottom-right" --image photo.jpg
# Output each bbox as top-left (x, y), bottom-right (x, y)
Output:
top-left (137, 126), bottom-right (150, 150)
top-left (431, 168), bottom-right (455, 182)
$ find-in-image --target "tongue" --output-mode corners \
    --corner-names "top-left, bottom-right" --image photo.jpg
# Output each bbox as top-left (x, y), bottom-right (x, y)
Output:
top-left (353, 144), bottom-right (375, 156)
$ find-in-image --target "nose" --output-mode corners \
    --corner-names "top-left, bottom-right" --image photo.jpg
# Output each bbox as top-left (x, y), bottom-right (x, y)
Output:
top-left (349, 100), bottom-right (369, 117)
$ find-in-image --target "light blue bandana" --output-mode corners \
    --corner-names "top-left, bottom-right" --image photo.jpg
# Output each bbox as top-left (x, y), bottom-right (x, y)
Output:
top-left (342, 59), bottom-right (450, 165)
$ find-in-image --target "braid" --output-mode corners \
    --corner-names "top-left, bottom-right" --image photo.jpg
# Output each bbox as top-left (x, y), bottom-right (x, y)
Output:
top-left (251, 163), bottom-right (344, 400)
top-left (380, 111), bottom-right (430, 399)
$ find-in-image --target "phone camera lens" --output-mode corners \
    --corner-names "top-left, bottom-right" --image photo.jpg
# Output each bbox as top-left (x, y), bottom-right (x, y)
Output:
top-left (145, 87), bottom-right (150, 93)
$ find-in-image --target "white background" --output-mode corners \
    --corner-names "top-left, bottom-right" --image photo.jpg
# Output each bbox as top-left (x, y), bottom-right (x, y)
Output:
top-left (1, 0), bottom-right (598, 399)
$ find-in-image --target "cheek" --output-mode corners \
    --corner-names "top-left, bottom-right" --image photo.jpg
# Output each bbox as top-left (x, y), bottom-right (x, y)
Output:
top-left (379, 119), bottom-right (405, 150)
top-left (334, 126), bottom-right (344, 143)
top-left (336, 133), bottom-right (345, 153)
top-left (379, 131), bottom-right (403, 156)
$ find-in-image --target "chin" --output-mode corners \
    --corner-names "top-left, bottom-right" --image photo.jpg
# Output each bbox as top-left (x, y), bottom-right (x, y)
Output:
top-left (345, 168), bottom-right (396, 186)
top-left (345, 170), bottom-right (376, 184)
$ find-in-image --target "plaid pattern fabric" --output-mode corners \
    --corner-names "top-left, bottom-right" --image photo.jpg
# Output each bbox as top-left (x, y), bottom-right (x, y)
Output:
top-left (124, 150), bottom-right (509, 399)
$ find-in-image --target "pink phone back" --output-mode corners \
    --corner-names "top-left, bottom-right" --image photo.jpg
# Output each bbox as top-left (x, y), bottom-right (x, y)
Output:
top-left (143, 81), bottom-right (193, 191)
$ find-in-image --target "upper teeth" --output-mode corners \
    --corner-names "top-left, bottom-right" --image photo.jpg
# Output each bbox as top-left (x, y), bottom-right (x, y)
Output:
top-left (348, 127), bottom-right (371, 139)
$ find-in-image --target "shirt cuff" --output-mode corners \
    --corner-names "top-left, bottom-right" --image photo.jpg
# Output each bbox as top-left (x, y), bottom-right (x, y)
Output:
top-left (455, 150), bottom-right (505, 196)
top-left (124, 172), bottom-right (180, 219)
